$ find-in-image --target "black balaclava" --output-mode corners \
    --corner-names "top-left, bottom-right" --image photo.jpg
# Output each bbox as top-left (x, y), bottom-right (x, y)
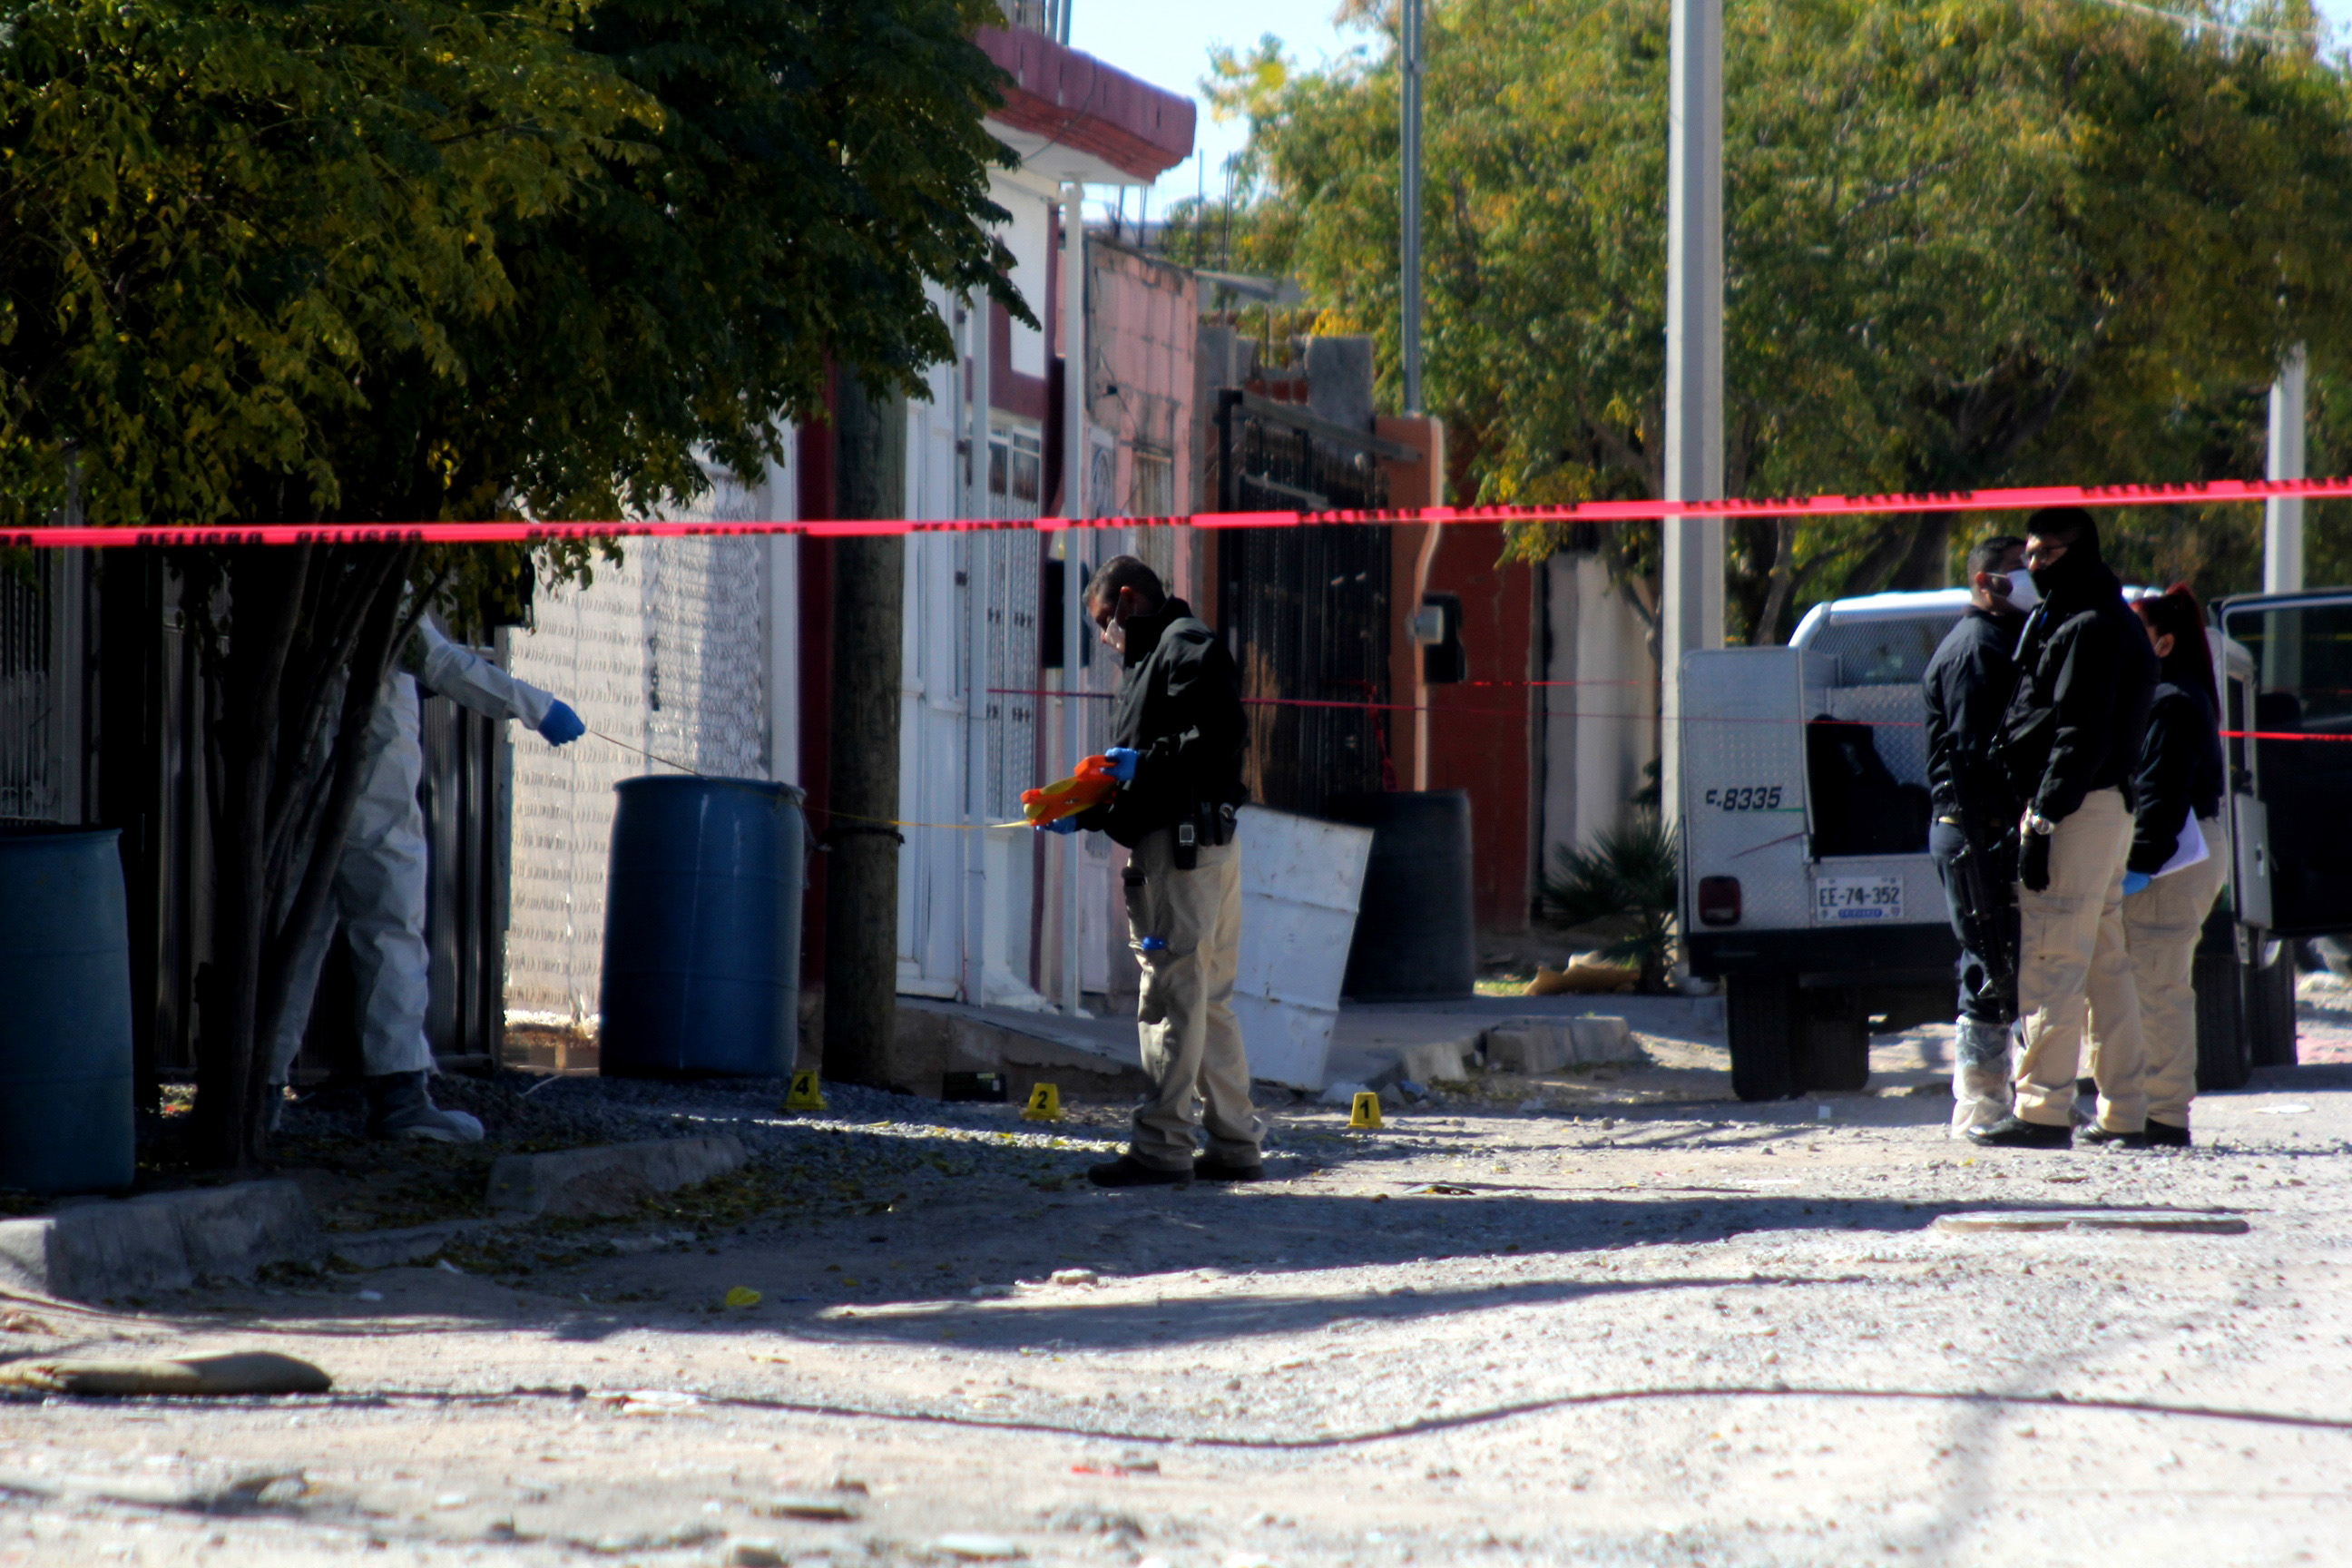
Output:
top-left (2024, 508), bottom-right (2104, 601)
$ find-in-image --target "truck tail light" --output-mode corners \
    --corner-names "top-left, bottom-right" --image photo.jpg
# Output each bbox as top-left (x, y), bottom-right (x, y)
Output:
top-left (1698, 876), bottom-right (1742, 926)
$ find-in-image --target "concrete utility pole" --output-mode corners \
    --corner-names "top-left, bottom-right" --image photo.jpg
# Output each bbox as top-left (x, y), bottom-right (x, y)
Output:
top-left (1400, 0), bottom-right (1425, 416)
top-left (2266, 344), bottom-right (2307, 595)
top-left (823, 370), bottom-right (907, 1087)
top-left (1657, 0), bottom-right (1725, 844)
top-left (962, 295), bottom-right (995, 1008)
top-left (1060, 180), bottom-right (1087, 1014)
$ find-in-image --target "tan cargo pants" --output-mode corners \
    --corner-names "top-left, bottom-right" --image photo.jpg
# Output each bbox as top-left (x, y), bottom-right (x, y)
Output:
top-left (1122, 826), bottom-right (1260, 1171)
top-left (2114, 819), bottom-right (2229, 1131)
top-left (2014, 789), bottom-right (2147, 1131)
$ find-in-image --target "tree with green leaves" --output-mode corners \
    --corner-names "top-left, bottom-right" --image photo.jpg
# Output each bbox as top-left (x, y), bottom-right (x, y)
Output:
top-left (1218, 0), bottom-right (2352, 642)
top-left (0, 0), bottom-right (1024, 1165)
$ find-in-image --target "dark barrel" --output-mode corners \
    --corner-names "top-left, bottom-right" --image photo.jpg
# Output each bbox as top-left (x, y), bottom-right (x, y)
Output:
top-left (0, 828), bottom-right (134, 1193)
top-left (1328, 790), bottom-right (1476, 1001)
top-left (599, 777), bottom-right (806, 1077)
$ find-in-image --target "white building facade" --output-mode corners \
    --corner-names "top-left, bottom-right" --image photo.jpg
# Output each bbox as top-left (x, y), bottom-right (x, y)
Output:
top-left (502, 17), bottom-right (1198, 1042)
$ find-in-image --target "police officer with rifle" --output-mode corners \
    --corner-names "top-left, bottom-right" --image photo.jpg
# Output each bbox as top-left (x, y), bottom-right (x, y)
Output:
top-left (1923, 535), bottom-right (2034, 1133)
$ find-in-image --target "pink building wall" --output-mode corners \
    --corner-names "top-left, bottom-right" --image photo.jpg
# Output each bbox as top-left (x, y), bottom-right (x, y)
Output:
top-left (1083, 238), bottom-right (1197, 523)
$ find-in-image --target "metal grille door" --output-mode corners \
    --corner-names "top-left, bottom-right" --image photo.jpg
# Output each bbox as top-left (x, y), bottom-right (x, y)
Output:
top-left (981, 532), bottom-right (1043, 820)
top-left (0, 553), bottom-right (86, 824)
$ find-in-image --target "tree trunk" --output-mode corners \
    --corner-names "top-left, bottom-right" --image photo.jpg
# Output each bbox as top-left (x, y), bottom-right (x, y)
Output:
top-left (194, 546), bottom-right (309, 1168)
top-left (1888, 511), bottom-right (1953, 590)
top-left (191, 542), bottom-right (416, 1168)
top-left (821, 371), bottom-right (907, 1088)
top-left (1751, 518), bottom-right (1799, 645)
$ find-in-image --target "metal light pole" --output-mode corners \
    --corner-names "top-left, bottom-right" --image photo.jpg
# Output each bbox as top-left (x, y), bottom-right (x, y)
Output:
top-left (2266, 343), bottom-right (2307, 594)
top-left (1400, 0), bottom-right (1425, 415)
top-left (1657, 0), bottom-right (1725, 852)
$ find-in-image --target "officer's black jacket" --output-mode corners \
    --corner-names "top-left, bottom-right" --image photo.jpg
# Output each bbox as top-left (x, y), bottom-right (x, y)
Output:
top-left (1998, 557), bottom-right (2157, 822)
top-left (2129, 679), bottom-right (2225, 876)
top-left (1923, 604), bottom-right (2026, 833)
top-left (1075, 598), bottom-right (1248, 848)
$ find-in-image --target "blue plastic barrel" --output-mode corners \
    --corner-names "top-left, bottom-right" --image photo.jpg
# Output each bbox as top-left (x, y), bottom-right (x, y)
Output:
top-left (0, 828), bottom-right (134, 1193)
top-left (599, 777), bottom-right (806, 1077)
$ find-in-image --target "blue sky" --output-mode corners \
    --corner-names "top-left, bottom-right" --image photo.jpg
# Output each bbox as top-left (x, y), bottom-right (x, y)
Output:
top-left (1068, 0), bottom-right (2352, 223)
top-left (1069, 0), bottom-right (1368, 221)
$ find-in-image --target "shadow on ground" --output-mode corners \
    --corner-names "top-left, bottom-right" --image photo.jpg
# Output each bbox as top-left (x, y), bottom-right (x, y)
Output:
top-left (142, 1176), bottom-right (2248, 1356)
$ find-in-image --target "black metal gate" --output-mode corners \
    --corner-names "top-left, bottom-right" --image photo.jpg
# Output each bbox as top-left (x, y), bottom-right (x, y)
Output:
top-left (1213, 391), bottom-right (1414, 816)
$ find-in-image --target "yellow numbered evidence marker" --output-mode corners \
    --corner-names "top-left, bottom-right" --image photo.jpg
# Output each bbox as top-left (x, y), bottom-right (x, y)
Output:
top-left (1348, 1091), bottom-right (1384, 1130)
top-left (783, 1070), bottom-right (826, 1112)
top-left (1022, 1082), bottom-right (1063, 1122)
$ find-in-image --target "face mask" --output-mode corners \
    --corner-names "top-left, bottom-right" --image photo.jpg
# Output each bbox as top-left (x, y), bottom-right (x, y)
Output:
top-left (2002, 569), bottom-right (2040, 611)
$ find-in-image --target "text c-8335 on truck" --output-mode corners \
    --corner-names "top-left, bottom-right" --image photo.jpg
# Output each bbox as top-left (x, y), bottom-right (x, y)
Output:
top-left (1676, 586), bottom-right (2322, 1102)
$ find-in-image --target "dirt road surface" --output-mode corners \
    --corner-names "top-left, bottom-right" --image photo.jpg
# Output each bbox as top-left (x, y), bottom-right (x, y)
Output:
top-left (5, 991), bottom-right (2352, 1566)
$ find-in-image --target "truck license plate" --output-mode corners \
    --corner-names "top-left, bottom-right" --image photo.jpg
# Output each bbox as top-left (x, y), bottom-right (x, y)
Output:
top-left (1816, 874), bottom-right (1902, 922)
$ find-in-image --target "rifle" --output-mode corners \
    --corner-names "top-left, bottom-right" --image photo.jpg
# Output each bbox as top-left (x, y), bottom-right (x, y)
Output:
top-left (1946, 823), bottom-right (2019, 998)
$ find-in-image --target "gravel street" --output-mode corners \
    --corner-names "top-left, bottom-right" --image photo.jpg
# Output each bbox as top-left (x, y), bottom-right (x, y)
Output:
top-left (5, 986), bottom-right (2352, 1567)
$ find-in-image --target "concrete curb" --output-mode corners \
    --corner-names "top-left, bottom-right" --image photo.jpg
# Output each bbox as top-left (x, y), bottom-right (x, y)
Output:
top-left (1481, 1014), bottom-right (1642, 1074)
top-left (1387, 1035), bottom-right (1483, 1086)
top-left (327, 1219), bottom-right (516, 1270)
top-left (0, 1135), bottom-right (756, 1299)
top-left (890, 1000), bottom-right (1156, 1104)
top-left (485, 1134), bottom-right (747, 1220)
top-left (0, 1181), bottom-right (318, 1302)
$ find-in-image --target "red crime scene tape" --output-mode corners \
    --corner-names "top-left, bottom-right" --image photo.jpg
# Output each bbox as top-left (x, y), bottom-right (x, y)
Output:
top-left (11, 473), bottom-right (2352, 548)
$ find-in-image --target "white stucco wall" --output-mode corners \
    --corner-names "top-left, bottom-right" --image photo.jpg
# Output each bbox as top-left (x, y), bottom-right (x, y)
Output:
top-left (1541, 552), bottom-right (1661, 879)
top-left (503, 459), bottom-right (794, 1027)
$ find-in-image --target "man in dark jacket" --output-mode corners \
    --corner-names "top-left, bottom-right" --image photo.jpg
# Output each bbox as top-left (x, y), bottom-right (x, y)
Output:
top-left (1054, 555), bottom-right (1259, 1186)
top-left (1922, 534), bottom-right (2030, 1133)
top-left (1969, 508), bottom-right (2158, 1149)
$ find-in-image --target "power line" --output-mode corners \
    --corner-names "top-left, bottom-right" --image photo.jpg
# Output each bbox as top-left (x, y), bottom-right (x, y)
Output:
top-left (2082, 0), bottom-right (2321, 49)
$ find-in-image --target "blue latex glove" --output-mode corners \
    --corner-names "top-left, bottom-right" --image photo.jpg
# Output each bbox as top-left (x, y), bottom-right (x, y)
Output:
top-left (1104, 746), bottom-right (1141, 783)
top-left (1038, 816), bottom-right (1080, 836)
top-left (536, 700), bottom-right (585, 746)
top-left (2122, 869), bottom-right (2152, 897)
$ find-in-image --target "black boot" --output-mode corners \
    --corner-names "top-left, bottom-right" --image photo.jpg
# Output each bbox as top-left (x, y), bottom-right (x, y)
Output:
top-left (1087, 1154), bottom-right (1189, 1188)
top-left (1965, 1115), bottom-right (2072, 1150)
top-left (2143, 1120), bottom-right (2191, 1148)
top-left (1192, 1153), bottom-right (1265, 1182)
top-left (2077, 1125), bottom-right (2148, 1149)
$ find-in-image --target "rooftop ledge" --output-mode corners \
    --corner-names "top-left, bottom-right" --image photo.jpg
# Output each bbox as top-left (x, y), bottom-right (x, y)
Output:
top-left (976, 26), bottom-right (1196, 186)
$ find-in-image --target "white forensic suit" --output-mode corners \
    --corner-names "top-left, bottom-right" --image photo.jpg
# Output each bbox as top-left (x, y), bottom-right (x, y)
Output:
top-left (268, 622), bottom-right (563, 1091)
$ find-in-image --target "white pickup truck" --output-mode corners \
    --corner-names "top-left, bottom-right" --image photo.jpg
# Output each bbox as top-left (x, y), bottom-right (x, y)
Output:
top-left (1676, 585), bottom-right (2326, 1101)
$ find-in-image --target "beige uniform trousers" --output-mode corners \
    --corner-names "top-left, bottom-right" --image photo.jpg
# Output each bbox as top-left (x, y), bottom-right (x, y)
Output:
top-left (2014, 789), bottom-right (2148, 1131)
top-left (1122, 826), bottom-right (1261, 1171)
top-left (2110, 818), bottom-right (2229, 1131)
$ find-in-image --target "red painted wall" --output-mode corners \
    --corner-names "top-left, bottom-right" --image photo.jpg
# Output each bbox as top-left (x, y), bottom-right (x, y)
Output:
top-left (1422, 527), bottom-right (1538, 933)
top-left (1378, 420), bottom-right (1536, 935)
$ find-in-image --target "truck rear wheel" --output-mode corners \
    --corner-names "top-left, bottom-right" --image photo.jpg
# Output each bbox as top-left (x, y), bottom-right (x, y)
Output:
top-left (1798, 985), bottom-right (1870, 1093)
top-left (2192, 949), bottom-right (2249, 1092)
top-left (2246, 936), bottom-right (2298, 1069)
top-left (1726, 975), bottom-right (1798, 1101)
